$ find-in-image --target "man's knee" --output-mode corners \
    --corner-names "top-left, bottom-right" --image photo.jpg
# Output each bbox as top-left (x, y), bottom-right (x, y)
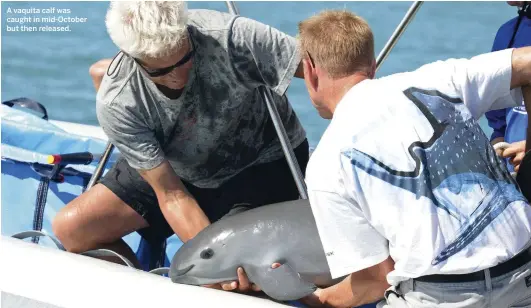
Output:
top-left (51, 185), bottom-right (110, 253)
top-left (52, 183), bottom-right (148, 253)
top-left (52, 205), bottom-right (88, 253)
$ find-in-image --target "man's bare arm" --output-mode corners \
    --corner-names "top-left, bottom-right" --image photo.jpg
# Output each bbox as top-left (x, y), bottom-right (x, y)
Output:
top-left (302, 257), bottom-right (394, 308)
top-left (523, 86), bottom-right (531, 153)
top-left (90, 58), bottom-right (210, 242)
top-left (510, 47), bottom-right (531, 152)
top-left (139, 160), bottom-right (210, 242)
top-left (511, 47), bottom-right (531, 89)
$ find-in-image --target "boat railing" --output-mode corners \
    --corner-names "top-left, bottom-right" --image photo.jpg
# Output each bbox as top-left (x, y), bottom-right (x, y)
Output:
top-left (224, 1), bottom-right (424, 199)
top-left (376, 2), bottom-right (423, 70)
top-left (225, 1), bottom-right (309, 199)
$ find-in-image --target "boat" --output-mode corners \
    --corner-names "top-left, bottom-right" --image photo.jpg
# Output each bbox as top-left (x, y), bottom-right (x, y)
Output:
top-left (1, 1), bottom-right (424, 307)
top-left (1, 236), bottom-right (296, 308)
top-left (1, 99), bottom-right (312, 308)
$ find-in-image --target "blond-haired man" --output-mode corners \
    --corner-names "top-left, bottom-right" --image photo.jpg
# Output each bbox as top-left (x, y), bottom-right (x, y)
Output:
top-left (297, 10), bottom-right (531, 308)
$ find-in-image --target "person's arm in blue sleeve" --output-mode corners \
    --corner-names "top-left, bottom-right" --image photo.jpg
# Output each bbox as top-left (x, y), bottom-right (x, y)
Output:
top-left (485, 17), bottom-right (513, 145)
top-left (486, 108), bottom-right (507, 145)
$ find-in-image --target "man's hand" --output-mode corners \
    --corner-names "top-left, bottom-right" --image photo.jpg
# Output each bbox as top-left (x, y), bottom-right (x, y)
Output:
top-left (203, 263), bottom-right (282, 293)
top-left (299, 257), bottom-right (394, 308)
top-left (203, 267), bottom-right (262, 292)
top-left (502, 140), bottom-right (527, 172)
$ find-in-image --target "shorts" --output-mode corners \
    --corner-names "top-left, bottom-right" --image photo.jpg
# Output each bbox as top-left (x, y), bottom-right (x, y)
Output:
top-left (99, 139), bottom-right (309, 242)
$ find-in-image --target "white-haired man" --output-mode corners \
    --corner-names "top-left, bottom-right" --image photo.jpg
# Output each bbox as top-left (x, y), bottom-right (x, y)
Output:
top-left (296, 10), bottom-right (531, 308)
top-left (52, 1), bottom-right (308, 293)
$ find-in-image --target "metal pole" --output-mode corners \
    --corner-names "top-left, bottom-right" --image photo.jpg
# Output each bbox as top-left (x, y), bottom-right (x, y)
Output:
top-left (225, 1), bottom-right (240, 15)
top-left (260, 89), bottom-right (308, 198)
top-left (376, 1), bottom-right (423, 71)
top-left (86, 143), bottom-right (114, 190)
top-left (225, 1), bottom-right (308, 199)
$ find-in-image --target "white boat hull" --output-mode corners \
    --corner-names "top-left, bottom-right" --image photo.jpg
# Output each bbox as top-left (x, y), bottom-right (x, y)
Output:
top-left (0, 236), bottom-right (291, 308)
top-left (1, 104), bottom-right (313, 308)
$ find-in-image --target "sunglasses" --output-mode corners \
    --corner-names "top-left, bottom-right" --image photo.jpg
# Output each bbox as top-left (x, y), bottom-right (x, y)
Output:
top-left (306, 51), bottom-right (315, 68)
top-left (136, 34), bottom-right (196, 78)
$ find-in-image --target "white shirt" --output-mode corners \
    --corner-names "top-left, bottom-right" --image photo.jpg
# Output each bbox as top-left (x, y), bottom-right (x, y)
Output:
top-left (306, 48), bottom-right (531, 286)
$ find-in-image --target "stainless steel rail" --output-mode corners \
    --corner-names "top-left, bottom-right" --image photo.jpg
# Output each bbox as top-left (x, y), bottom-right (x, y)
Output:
top-left (225, 1), bottom-right (309, 199)
top-left (376, 1), bottom-right (424, 71)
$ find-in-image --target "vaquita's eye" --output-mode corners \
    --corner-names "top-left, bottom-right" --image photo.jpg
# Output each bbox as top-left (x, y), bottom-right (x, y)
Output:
top-left (200, 248), bottom-right (214, 259)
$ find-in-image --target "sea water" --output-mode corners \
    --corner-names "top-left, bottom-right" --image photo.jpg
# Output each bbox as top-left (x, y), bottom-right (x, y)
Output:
top-left (1, 1), bottom-right (522, 147)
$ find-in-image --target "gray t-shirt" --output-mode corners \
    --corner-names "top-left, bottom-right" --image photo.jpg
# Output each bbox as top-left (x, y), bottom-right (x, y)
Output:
top-left (96, 9), bottom-right (306, 188)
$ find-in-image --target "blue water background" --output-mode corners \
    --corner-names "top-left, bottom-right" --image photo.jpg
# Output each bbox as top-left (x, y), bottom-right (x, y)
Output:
top-left (1, 1), bottom-right (521, 146)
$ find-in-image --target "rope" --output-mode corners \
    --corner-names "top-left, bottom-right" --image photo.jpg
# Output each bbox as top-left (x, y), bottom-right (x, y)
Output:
top-left (493, 142), bottom-right (511, 152)
top-left (80, 249), bottom-right (136, 268)
top-left (11, 230), bottom-right (136, 269)
top-left (32, 177), bottom-right (50, 244)
top-left (149, 267), bottom-right (170, 276)
top-left (11, 230), bottom-right (65, 250)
